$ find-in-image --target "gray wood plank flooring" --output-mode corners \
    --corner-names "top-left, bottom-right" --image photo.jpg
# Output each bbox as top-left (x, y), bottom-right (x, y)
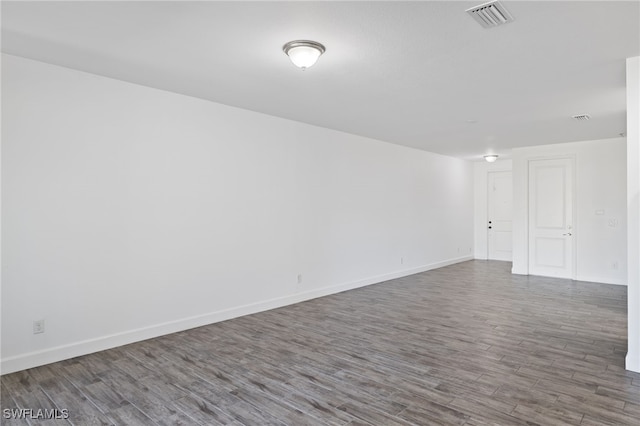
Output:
top-left (2, 260), bottom-right (640, 425)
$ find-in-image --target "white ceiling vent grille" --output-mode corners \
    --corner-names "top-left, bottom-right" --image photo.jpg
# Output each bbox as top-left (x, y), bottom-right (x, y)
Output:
top-left (466, 1), bottom-right (514, 28)
top-left (572, 114), bottom-right (591, 121)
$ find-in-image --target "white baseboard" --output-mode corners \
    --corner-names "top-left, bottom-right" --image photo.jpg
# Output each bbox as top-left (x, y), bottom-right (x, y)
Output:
top-left (508, 270), bottom-right (626, 286)
top-left (626, 351), bottom-right (640, 373)
top-left (575, 274), bottom-right (627, 286)
top-left (1, 255), bottom-right (472, 375)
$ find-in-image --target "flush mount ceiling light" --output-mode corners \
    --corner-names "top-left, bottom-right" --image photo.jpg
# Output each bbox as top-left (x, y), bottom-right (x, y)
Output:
top-left (484, 154), bottom-right (499, 163)
top-left (283, 40), bottom-right (325, 70)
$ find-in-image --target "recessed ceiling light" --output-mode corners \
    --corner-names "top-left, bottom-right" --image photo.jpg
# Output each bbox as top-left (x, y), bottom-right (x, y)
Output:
top-left (484, 154), bottom-right (499, 162)
top-left (283, 40), bottom-right (325, 70)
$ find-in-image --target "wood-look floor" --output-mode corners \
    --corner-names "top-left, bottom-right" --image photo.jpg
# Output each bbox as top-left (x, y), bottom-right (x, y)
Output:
top-left (2, 260), bottom-right (640, 425)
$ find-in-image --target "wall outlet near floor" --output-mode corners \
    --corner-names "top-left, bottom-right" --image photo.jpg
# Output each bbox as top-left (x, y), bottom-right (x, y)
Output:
top-left (612, 261), bottom-right (619, 270)
top-left (400, 257), bottom-right (404, 265)
top-left (297, 274), bottom-right (303, 284)
top-left (33, 319), bottom-right (45, 334)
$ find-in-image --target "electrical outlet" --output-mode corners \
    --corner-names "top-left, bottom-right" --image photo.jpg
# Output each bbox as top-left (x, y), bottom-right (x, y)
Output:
top-left (400, 257), bottom-right (404, 265)
top-left (612, 261), bottom-right (619, 270)
top-left (297, 274), bottom-right (302, 284)
top-left (33, 320), bottom-right (45, 334)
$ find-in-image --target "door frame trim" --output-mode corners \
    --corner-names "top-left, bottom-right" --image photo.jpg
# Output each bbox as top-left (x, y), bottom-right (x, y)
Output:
top-left (526, 154), bottom-right (577, 279)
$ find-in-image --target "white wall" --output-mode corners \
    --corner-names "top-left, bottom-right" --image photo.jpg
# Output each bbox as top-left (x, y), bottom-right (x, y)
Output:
top-left (511, 138), bottom-right (627, 285)
top-left (627, 56), bottom-right (640, 373)
top-left (473, 160), bottom-right (512, 260)
top-left (1, 54), bottom-right (474, 374)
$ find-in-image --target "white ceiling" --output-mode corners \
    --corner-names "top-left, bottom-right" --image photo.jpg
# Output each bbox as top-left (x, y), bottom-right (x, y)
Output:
top-left (2, 1), bottom-right (639, 160)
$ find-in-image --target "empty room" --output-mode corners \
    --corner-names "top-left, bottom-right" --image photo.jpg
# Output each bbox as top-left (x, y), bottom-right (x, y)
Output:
top-left (2, 1), bottom-right (640, 425)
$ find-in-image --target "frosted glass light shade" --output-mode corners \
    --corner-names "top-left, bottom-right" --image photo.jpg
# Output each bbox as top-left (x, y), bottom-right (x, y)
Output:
top-left (484, 154), bottom-right (499, 163)
top-left (288, 46), bottom-right (321, 68)
top-left (283, 40), bottom-right (325, 70)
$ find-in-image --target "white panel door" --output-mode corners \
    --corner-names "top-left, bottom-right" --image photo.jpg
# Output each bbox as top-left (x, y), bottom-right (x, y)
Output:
top-left (488, 171), bottom-right (513, 261)
top-left (528, 158), bottom-right (574, 279)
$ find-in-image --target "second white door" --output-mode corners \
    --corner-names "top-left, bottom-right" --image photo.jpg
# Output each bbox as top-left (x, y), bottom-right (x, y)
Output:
top-left (528, 158), bottom-right (575, 279)
top-left (488, 171), bottom-right (513, 261)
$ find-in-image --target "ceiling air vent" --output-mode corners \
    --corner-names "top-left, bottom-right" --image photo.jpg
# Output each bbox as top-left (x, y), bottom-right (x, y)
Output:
top-left (572, 114), bottom-right (591, 121)
top-left (466, 1), bottom-right (514, 28)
